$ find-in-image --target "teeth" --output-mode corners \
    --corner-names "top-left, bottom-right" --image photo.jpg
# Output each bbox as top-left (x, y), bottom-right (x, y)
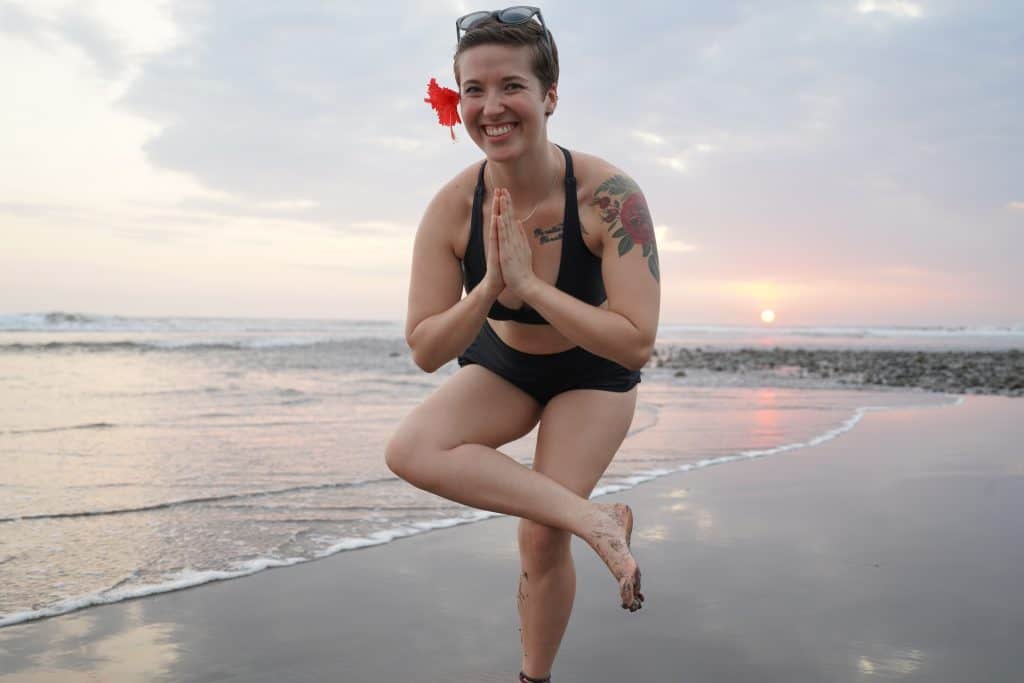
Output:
top-left (484, 123), bottom-right (514, 137)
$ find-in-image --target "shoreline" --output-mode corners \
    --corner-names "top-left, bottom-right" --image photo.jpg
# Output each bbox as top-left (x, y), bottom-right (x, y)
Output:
top-left (1, 386), bottom-right (958, 631)
top-left (1, 396), bottom-right (1021, 681)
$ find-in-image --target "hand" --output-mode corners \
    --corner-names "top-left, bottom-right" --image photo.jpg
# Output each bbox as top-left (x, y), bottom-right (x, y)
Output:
top-left (495, 189), bottom-right (536, 296)
top-left (481, 191), bottom-right (506, 299)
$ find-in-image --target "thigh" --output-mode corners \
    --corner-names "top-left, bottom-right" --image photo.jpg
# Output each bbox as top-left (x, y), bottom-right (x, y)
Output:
top-left (531, 387), bottom-right (638, 497)
top-left (394, 364), bottom-right (543, 451)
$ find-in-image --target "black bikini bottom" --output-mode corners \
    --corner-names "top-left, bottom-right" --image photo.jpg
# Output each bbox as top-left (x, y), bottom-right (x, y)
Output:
top-left (457, 321), bottom-right (642, 406)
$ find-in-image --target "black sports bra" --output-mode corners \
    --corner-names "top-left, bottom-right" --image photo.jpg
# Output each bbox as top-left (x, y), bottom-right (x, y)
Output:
top-left (461, 145), bottom-right (606, 325)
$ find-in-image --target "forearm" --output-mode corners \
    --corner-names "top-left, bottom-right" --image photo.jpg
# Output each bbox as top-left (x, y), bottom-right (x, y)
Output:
top-left (407, 284), bottom-right (499, 373)
top-left (519, 277), bottom-right (653, 371)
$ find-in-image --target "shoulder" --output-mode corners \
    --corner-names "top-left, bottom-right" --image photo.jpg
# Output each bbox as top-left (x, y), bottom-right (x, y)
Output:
top-left (564, 149), bottom-right (650, 244)
top-left (418, 160), bottom-right (485, 255)
top-left (564, 150), bottom-right (643, 195)
top-left (424, 160), bottom-right (483, 221)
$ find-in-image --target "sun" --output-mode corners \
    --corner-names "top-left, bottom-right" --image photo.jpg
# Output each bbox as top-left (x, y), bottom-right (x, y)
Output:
top-left (760, 309), bottom-right (776, 324)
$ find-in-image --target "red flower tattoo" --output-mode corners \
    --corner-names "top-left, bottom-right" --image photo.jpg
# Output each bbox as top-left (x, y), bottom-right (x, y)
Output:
top-left (591, 174), bottom-right (660, 282)
top-left (619, 194), bottom-right (654, 246)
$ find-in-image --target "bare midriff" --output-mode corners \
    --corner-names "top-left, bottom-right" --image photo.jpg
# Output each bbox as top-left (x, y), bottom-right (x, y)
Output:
top-left (489, 301), bottom-right (610, 354)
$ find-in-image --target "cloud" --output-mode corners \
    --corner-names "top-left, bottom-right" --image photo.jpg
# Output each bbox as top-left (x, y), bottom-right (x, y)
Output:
top-left (256, 199), bottom-right (320, 212)
top-left (371, 136), bottom-right (425, 152)
top-left (880, 265), bottom-right (932, 278)
top-left (630, 130), bottom-right (666, 146)
top-left (56, 5), bottom-right (126, 78)
top-left (657, 157), bottom-right (689, 173)
top-left (0, 1), bottom-right (182, 76)
top-left (348, 221), bottom-right (416, 235)
top-left (2, 0), bottom-right (1021, 323)
top-left (655, 225), bottom-right (696, 254)
top-left (855, 1), bottom-right (924, 19)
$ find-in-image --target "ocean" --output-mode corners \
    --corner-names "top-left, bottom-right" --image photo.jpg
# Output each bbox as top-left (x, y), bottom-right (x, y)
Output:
top-left (2, 313), bottom-right (1020, 628)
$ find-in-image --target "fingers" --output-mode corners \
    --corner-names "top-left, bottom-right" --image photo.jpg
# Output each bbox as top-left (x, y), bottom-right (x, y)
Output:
top-left (488, 190), bottom-right (502, 253)
top-left (492, 189), bottom-right (528, 265)
top-left (496, 191), bottom-right (508, 247)
top-left (500, 191), bottom-right (509, 238)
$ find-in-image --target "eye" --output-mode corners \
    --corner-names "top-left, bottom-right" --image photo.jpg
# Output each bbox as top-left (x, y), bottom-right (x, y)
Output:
top-left (463, 85), bottom-right (482, 95)
top-left (505, 82), bottom-right (525, 91)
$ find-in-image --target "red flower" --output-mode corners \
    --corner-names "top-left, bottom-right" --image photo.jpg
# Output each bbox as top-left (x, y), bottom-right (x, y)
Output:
top-left (619, 194), bottom-right (653, 246)
top-left (424, 78), bottom-right (462, 140)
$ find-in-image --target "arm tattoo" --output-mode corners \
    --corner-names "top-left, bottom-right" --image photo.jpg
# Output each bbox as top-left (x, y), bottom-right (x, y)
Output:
top-left (591, 175), bottom-right (660, 282)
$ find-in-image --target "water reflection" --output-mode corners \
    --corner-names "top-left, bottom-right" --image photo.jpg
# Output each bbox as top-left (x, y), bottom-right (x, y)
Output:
top-left (855, 646), bottom-right (925, 678)
top-left (695, 509), bottom-right (715, 542)
top-left (637, 524), bottom-right (669, 542)
top-left (660, 488), bottom-right (691, 514)
top-left (0, 602), bottom-right (180, 682)
top-left (753, 388), bottom-right (782, 446)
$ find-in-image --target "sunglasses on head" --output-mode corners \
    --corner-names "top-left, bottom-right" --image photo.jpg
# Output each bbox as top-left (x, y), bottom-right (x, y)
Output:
top-left (455, 5), bottom-right (549, 43)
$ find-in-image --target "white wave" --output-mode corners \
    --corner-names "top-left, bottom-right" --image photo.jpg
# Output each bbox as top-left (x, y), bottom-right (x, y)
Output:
top-left (0, 312), bottom-right (404, 335)
top-left (0, 394), bottom-right (965, 630)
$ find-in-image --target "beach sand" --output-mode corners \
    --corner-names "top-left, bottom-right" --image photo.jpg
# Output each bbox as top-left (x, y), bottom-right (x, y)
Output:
top-left (1, 395), bottom-right (1022, 682)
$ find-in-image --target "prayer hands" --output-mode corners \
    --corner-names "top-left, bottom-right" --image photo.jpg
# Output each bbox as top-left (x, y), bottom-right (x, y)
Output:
top-left (493, 189), bottom-right (535, 296)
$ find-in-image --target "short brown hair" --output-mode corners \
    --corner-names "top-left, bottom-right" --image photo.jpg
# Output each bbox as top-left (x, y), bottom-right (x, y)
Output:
top-left (453, 17), bottom-right (559, 95)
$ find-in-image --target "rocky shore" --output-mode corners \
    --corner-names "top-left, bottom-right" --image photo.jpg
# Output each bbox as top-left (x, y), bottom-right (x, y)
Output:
top-left (652, 347), bottom-right (1024, 397)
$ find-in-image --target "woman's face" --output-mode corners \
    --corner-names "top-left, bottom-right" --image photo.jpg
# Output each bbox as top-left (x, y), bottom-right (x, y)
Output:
top-left (456, 44), bottom-right (556, 161)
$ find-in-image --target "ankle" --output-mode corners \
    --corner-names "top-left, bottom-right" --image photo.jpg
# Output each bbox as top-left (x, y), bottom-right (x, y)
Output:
top-left (570, 500), bottom-right (601, 540)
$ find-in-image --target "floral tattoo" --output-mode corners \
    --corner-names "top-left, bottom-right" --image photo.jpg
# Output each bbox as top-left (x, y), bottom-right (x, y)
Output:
top-left (592, 175), bottom-right (660, 282)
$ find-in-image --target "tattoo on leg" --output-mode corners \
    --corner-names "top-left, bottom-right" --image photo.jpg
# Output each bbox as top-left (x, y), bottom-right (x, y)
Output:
top-left (518, 571), bottom-right (529, 656)
top-left (592, 175), bottom-right (660, 282)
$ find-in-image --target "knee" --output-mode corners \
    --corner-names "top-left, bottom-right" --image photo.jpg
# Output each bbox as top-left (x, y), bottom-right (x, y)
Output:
top-left (383, 432), bottom-right (408, 477)
top-left (518, 519), bottom-right (570, 568)
top-left (384, 424), bottom-right (436, 489)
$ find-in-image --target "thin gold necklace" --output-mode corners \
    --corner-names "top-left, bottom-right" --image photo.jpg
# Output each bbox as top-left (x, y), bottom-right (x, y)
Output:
top-left (486, 151), bottom-right (561, 226)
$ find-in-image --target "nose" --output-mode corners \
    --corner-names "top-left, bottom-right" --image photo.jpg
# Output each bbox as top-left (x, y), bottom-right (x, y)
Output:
top-left (482, 89), bottom-right (505, 118)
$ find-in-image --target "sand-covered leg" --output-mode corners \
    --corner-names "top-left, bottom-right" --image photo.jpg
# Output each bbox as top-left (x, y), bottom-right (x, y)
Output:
top-left (582, 502), bottom-right (645, 611)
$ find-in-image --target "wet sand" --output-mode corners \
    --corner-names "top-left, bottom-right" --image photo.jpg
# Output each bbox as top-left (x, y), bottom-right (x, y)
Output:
top-left (1, 395), bottom-right (1022, 682)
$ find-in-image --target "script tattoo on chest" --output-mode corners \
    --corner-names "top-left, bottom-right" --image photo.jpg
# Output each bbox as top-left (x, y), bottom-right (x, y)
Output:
top-left (533, 224), bottom-right (564, 245)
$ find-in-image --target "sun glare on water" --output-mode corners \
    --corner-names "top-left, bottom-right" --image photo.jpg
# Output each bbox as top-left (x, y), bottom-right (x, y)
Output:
top-left (761, 309), bottom-right (776, 324)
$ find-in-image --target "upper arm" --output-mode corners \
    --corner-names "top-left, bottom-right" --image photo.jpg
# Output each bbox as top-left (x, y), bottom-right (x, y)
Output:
top-left (404, 185), bottom-right (467, 342)
top-left (590, 171), bottom-right (661, 347)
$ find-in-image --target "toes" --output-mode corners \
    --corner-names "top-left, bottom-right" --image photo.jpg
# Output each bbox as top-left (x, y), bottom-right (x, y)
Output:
top-left (619, 578), bottom-right (645, 611)
top-left (619, 578), bottom-right (634, 609)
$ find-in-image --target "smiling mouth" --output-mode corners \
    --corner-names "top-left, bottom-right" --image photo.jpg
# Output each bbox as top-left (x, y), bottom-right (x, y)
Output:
top-left (483, 123), bottom-right (517, 137)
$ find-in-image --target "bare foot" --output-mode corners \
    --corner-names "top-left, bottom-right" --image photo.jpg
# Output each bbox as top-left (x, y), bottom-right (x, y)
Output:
top-left (581, 502), bottom-right (645, 611)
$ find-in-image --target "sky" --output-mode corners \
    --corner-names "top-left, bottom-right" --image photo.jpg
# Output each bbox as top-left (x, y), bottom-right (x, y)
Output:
top-left (1, 0), bottom-right (1022, 326)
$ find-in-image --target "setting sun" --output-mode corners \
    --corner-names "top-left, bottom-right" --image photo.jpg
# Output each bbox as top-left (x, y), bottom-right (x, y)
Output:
top-left (761, 309), bottom-right (776, 324)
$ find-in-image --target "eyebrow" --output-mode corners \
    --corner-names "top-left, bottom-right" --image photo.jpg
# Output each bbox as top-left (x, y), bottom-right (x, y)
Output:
top-left (461, 75), bottom-right (529, 86)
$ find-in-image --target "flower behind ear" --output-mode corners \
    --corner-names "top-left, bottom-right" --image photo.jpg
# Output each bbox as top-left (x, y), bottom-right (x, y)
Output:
top-left (424, 78), bottom-right (462, 140)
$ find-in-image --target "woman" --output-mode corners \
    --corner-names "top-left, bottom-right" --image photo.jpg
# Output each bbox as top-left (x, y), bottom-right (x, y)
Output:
top-left (385, 7), bottom-right (661, 682)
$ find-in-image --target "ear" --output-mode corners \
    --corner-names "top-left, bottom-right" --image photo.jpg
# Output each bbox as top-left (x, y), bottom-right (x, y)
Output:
top-left (544, 82), bottom-right (558, 116)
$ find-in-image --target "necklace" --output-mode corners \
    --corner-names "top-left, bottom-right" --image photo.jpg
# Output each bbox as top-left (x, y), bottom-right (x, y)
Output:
top-left (486, 151), bottom-right (561, 227)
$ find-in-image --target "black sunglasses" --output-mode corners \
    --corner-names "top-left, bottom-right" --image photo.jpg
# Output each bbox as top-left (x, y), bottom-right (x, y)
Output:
top-left (455, 6), bottom-right (549, 43)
